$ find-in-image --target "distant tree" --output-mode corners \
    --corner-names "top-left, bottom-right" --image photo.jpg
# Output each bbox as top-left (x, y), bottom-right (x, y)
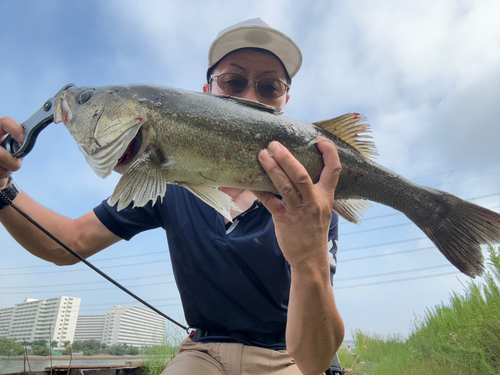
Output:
top-left (106, 343), bottom-right (128, 356)
top-left (32, 339), bottom-right (48, 347)
top-left (32, 344), bottom-right (50, 356)
top-left (51, 340), bottom-right (59, 348)
top-left (72, 340), bottom-right (102, 355)
top-left (127, 346), bottom-right (140, 355)
top-left (63, 340), bottom-right (71, 347)
top-left (0, 337), bottom-right (24, 356)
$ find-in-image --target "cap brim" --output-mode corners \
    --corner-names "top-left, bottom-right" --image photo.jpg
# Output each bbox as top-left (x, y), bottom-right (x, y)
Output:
top-left (209, 25), bottom-right (302, 78)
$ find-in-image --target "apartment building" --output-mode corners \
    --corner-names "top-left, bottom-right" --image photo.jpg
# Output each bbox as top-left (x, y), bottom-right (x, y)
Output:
top-left (0, 297), bottom-right (81, 349)
top-left (73, 315), bottom-right (106, 342)
top-left (1, 299), bottom-right (166, 348)
top-left (102, 305), bottom-right (167, 347)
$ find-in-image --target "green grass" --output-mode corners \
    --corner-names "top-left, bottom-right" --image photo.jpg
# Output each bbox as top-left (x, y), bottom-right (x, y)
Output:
top-left (141, 326), bottom-right (184, 375)
top-left (346, 245), bottom-right (500, 375)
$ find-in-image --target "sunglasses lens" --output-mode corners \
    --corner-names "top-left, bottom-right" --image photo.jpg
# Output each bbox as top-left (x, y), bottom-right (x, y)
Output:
top-left (217, 73), bottom-right (248, 94)
top-left (257, 78), bottom-right (287, 98)
top-left (214, 73), bottom-right (287, 99)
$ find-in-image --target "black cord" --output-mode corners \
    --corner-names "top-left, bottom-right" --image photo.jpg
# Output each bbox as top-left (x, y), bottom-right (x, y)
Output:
top-left (0, 190), bottom-right (190, 332)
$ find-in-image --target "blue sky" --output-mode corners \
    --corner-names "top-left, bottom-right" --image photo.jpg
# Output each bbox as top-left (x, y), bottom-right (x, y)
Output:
top-left (1, 0), bottom-right (499, 342)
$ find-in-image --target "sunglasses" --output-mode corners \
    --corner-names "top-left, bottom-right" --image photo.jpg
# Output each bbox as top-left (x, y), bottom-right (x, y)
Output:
top-left (210, 73), bottom-right (290, 99)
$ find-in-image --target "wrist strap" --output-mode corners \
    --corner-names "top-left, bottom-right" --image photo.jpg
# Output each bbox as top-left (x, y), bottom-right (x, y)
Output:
top-left (0, 177), bottom-right (20, 210)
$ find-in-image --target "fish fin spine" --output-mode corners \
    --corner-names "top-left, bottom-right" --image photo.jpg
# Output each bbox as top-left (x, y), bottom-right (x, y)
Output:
top-left (314, 113), bottom-right (378, 159)
top-left (109, 157), bottom-right (167, 210)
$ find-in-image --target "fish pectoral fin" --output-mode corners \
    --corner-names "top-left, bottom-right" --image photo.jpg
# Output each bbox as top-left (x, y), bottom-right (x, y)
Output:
top-left (332, 198), bottom-right (372, 225)
top-left (182, 183), bottom-right (240, 222)
top-left (108, 157), bottom-right (167, 211)
top-left (314, 113), bottom-right (378, 159)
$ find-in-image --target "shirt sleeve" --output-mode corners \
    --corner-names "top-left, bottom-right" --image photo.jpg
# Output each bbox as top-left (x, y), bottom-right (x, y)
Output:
top-left (93, 198), bottom-right (164, 241)
top-left (328, 212), bottom-right (339, 282)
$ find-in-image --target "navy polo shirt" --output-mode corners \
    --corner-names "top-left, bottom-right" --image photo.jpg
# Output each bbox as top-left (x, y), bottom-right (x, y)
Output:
top-left (94, 185), bottom-right (339, 348)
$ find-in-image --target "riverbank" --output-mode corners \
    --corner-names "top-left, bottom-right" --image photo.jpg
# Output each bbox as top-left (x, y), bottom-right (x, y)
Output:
top-left (0, 354), bottom-right (143, 361)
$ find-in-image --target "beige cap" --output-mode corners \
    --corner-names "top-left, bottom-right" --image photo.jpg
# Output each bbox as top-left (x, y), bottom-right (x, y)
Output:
top-left (207, 18), bottom-right (302, 80)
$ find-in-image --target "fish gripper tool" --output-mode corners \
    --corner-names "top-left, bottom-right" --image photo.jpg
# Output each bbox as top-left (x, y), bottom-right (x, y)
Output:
top-left (1, 83), bottom-right (77, 158)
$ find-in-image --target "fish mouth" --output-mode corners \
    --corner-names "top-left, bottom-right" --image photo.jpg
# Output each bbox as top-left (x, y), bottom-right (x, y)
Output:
top-left (114, 128), bottom-right (143, 171)
top-left (54, 95), bottom-right (73, 125)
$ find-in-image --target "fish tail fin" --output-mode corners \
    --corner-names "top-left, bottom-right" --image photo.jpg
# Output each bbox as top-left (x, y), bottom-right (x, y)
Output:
top-left (407, 188), bottom-right (500, 278)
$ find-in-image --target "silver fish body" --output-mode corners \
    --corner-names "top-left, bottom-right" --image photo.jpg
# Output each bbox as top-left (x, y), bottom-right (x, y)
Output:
top-left (54, 84), bottom-right (500, 278)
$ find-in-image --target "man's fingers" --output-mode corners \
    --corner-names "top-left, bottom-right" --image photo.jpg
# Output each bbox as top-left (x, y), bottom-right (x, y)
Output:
top-left (316, 138), bottom-right (342, 197)
top-left (0, 116), bottom-right (25, 144)
top-left (258, 142), bottom-right (305, 206)
top-left (0, 117), bottom-right (24, 174)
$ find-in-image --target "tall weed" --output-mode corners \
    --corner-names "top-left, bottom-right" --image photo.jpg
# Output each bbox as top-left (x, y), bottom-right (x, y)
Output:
top-left (352, 245), bottom-right (500, 375)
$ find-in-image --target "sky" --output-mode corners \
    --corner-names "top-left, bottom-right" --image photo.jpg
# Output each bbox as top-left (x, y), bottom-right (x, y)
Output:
top-left (1, 0), bottom-right (499, 343)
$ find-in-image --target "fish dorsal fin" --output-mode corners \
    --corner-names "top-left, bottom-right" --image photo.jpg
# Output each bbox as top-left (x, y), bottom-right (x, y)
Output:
top-left (314, 113), bottom-right (378, 159)
top-left (215, 94), bottom-right (283, 115)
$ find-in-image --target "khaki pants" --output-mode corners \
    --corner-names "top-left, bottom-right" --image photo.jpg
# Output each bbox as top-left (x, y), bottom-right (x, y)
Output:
top-left (161, 338), bottom-right (325, 375)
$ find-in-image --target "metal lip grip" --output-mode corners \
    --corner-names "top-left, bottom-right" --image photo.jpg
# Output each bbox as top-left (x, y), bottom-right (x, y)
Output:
top-left (1, 83), bottom-right (76, 158)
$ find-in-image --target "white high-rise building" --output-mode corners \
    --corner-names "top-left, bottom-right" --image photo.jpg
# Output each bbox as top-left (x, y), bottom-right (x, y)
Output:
top-left (0, 297), bottom-right (81, 349)
top-left (2, 298), bottom-right (166, 349)
top-left (74, 315), bottom-right (106, 342)
top-left (102, 306), bottom-right (166, 348)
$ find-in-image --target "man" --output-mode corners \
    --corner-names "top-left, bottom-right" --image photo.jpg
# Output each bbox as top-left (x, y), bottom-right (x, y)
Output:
top-left (0, 19), bottom-right (344, 375)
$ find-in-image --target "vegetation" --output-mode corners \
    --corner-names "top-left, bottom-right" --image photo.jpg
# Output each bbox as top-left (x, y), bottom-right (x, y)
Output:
top-left (141, 327), bottom-right (184, 375)
top-left (347, 245), bottom-right (500, 374)
top-left (72, 340), bottom-right (105, 356)
top-left (31, 339), bottom-right (50, 356)
top-left (0, 337), bottom-right (24, 356)
top-left (106, 343), bottom-right (140, 356)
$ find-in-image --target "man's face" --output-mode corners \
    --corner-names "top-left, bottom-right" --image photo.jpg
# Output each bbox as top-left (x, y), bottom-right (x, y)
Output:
top-left (203, 49), bottom-right (290, 109)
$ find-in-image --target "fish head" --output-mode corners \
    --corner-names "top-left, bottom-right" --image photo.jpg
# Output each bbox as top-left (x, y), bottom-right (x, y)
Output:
top-left (54, 86), bottom-right (150, 178)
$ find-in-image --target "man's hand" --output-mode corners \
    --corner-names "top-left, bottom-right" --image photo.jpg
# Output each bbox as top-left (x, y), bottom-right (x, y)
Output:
top-left (252, 138), bottom-right (341, 268)
top-left (0, 117), bottom-right (25, 189)
top-left (253, 138), bottom-right (344, 375)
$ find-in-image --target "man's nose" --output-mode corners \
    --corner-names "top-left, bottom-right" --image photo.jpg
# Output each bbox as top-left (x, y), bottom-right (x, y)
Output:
top-left (240, 84), bottom-right (259, 102)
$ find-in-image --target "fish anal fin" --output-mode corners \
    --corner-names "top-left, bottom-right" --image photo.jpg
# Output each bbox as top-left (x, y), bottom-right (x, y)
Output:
top-left (333, 198), bottom-right (372, 225)
top-left (314, 113), bottom-right (378, 159)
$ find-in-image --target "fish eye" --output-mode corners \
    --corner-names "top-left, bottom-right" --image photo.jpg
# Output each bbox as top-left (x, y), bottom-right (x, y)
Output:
top-left (78, 89), bottom-right (93, 104)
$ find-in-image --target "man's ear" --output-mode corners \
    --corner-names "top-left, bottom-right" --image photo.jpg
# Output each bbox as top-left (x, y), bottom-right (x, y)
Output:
top-left (285, 93), bottom-right (290, 104)
top-left (203, 83), bottom-right (210, 93)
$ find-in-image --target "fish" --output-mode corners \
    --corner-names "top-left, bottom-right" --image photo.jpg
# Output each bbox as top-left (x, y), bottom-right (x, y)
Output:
top-left (52, 83), bottom-right (500, 278)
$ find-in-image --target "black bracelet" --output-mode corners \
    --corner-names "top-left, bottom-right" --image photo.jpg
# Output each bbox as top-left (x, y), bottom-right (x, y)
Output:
top-left (0, 178), bottom-right (20, 210)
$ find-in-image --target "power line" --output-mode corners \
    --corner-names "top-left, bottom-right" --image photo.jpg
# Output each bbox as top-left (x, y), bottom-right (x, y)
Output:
top-left (335, 271), bottom-right (460, 289)
top-left (340, 246), bottom-right (436, 262)
top-left (0, 250), bottom-right (168, 270)
top-left (0, 259), bottom-right (170, 276)
top-left (335, 263), bottom-right (453, 282)
top-left (79, 296), bottom-right (181, 307)
top-left (410, 159), bottom-right (500, 181)
top-left (341, 236), bottom-right (429, 252)
top-left (0, 272), bottom-right (174, 289)
top-left (0, 264), bottom-right (459, 296)
top-left (79, 301), bottom-right (183, 314)
top-left (0, 280), bottom-right (177, 294)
